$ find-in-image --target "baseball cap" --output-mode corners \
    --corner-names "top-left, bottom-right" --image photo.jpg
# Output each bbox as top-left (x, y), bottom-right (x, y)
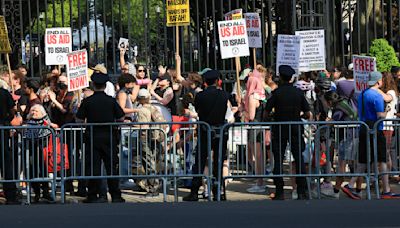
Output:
top-left (279, 65), bottom-right (295, 81)
top-left (239, 68), bottom-right (251, 80)
top-left (198, 68), bottom-right (212, 76)
top-left (368, 71), bottom-right (382, 86)
top-left (138, 88), bottom-right (150, 98)
top-left (91, 72), bottom-right (110, 84)
top-left (202, 69), bottom-right (221, 81)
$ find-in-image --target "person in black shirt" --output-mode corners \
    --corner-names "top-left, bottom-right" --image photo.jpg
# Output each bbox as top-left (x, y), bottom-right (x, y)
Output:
top-left (265, 65), bottom-right (312, 200)
top-left (76, 73), bottom-right (125, 203)
top-left (0, 88), bottom-right (20, 204)
top-left (183, 69), bottom-right (229, 201)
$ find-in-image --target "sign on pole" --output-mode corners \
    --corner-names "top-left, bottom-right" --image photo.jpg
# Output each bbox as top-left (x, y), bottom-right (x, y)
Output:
top-left (276, 34), bottom-right (301, 75)
top-left (66, 49), bottom-right (89, 92)
top-left (0, 16), bottom-right (12, 53)
top-left (218, 19), bottom-right (250, 59)
top-left (295, 29), bottom-right (326, 72)
top-left (45, 27), bottom-right (72, 65)
top-left (224, 9), bottom-right (243, 20)
top-left (166, 0), bottom-right (190, 27)
top-left (353, 55), bottom-right (376, 93)
top-left (244, 13), bottom-right (262, 48)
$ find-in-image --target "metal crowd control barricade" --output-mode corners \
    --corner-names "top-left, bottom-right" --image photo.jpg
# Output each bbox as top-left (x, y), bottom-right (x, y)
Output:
top-left (217, 121), bottom-right (372, 201)
top-left (0, 125), bottom-right (57, 204)
top-left (60, 121), bottom-right (212, 203)
top-left (373, 119), bottom-right (400, 199)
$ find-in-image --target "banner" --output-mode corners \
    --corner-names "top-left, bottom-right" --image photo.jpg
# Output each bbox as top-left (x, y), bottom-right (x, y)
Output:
top-left (166, 0), bottom-right (190, 27)
top-left (276, 34), bottom-right (301, 75)
top-left (353, 55), bottom-right (376, 93)
top-left (218, 19), bottom-right (250, 59)
top-left (295, 29), bottom-right (326, 72)
top-left (118, 38), bottom-right (129, 50)
top-left (224, 9), bottom-right (243, 20)
top-left (66, 50), bottom-right (89, 92)
top-left (45, 27), bottom-right (72, 65)
top-left (0, 16), bottom-right (12, 53)
top-left (244, 13), bottom-right (262, 48)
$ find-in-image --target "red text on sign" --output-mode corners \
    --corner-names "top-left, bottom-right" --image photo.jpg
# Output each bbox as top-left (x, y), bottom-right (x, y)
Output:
top-left (68, 52), bottom-right (87, 68)
top-left (354, 58), bottom-right (375, 72)
top-left (69, 76), bottom-right (87, 90)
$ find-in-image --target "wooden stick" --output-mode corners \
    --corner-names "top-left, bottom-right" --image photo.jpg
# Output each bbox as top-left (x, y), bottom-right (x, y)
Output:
top-left (253, 48), bottom-right (257, 69)
top-left (235, 56), bottom-right (241, 100)
top-left (6, 53), bottom-right (14, 93)
top-left (175, 25), bottom-right (181, 78)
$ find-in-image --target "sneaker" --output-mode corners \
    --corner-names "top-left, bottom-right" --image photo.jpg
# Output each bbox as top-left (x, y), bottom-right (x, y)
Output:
top-left (320, 182), bottom-right (337, 198)
top-left (292, 190), bottom-right (298, 200)
top-left (381, 192), bottom-right (400, 199)
top-left (341, 185), bottom-right (361, 200)
top-left (246, 185), bottom-right (266, 193)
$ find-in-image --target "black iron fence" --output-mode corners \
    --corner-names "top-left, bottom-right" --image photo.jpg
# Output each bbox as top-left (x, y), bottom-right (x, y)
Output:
top-left (1, 0), bottom-right (400, 90)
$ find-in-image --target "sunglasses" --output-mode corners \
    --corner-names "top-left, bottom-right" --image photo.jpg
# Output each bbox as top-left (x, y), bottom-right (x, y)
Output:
top-left (138, 70), bottom-right (145, 72)
top-left (122, 68), bottom-right (129, 71)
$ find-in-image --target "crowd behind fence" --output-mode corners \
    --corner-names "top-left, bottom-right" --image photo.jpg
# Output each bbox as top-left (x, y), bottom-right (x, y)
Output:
top-left (1, 120), bottom-right (400, 204)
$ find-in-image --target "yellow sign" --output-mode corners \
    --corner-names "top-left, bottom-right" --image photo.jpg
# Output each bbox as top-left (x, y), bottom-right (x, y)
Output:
top-left (166, 0), bottom-right (190, 27)
top-left (0, 16), bottom-right (12, 53)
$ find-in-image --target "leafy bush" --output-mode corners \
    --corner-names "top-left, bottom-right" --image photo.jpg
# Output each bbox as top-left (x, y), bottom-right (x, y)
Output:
top-left (369, 38), bottom-right (400, 72)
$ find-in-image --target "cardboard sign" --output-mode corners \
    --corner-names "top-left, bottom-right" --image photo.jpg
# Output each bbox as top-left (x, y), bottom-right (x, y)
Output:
top-left (276, 34), bottom-right (301, 75)
top-left (218, 19), bottom-right (250, 59)
top-left (244, 13), bottom-right (262, 48)
top-left (45, 27), bottom-right (72, 65)
top-left (295, 29), bottom-right (326, 72)
top-left (66, 49), bottom-right (89, 92)
top-left (118, 38), bottom-right (129, 50)
top-left (0, 16), bottom-right (12, 53)
top-left (224, 9), bottom-right (243, 20)
top-left (166, 0), bottom-right (190, 27)
top-left (353, 55), bottom-right (376, 92)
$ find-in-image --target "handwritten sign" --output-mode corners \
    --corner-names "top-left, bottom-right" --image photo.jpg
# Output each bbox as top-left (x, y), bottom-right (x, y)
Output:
top-left (0, 16), bottom-right (12, 53)
top-left (353, 55), bottom-right (376, 92)
top-left (218, 19), bottom-right (250, 59)
top-left (45, 27), bottom-right (72, 65)
top-left (66, 49), bottom-right (89, 92)
top-left (166, 0), bottom-right (190, 27)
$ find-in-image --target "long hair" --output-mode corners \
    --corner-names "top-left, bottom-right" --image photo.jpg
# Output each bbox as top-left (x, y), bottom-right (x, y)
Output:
top-left (381, 72), bottom-right (399, 95)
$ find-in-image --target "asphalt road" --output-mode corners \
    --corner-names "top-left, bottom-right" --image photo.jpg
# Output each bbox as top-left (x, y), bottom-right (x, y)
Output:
top-left (2, 200), bottom-right (399, 228)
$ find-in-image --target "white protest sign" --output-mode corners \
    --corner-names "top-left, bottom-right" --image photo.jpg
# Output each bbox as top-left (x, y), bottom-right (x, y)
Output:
top-left (224, 9), bottom-right (243, 20)
top-left (353, 55), bottom-right (376, 93)
top-left (295, 29), bottom-right (326, 72)
top-left (45, 27), bottom-right (72, 65)
top-left (276, 34), bottom-right (301, 75)
top-left (218, 19), bottom-right (250, 59)
top-left (244, 13), bottom-right (262, 48)
top-left (66, 49), bottom-right (89, 92)
top-left (118, 38), bottom-right (129, 50)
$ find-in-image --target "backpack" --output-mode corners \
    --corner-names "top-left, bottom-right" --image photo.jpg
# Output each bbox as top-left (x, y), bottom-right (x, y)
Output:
top-left (149, 105), bottom-right (167, 142)
top-left (335, 98), bottom-right (358, 121)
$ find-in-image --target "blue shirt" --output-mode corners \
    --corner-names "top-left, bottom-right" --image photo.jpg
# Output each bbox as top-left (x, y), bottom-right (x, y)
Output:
top-left (357, 88), bottom-right (384, 130)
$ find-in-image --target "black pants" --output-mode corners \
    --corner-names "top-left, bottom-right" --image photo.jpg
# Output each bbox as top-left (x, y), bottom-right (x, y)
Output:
top-left (190, 126), bottom-right (228, 196)
top-left (84, 135), bottom-right (121, 200)
top-left (359, 125), bottom-right (386, 164)
top-left (271, 125), bottom-right (307, 195)
top-left (0, 129), bottom-right (17, 200)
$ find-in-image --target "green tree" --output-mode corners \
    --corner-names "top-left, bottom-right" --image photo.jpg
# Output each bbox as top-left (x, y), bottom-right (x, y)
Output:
top-left (369, 38), bottom-right (400, 72)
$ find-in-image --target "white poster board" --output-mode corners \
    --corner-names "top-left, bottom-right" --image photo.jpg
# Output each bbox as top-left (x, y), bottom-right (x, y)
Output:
top-left (244, 13), bottom-right (262, 48)
top-left (218, 19), bottom-right (250, 59)
top-left (118, 38), bottom-right (129, 50)
top-left (66, 49), bottom-right (89, 92)
top-left (353, 55), bottom-right (376, 93)
top-left (276, 34), bottom-right (301, 75)
top-left (295, 29), bottom-right (326, 72)
top-left (45, 27), bottom-right (72, 65)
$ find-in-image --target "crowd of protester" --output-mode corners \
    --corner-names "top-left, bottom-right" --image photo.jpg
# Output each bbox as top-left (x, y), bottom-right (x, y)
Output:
top-left (1, 47), bottom-right (400, 203)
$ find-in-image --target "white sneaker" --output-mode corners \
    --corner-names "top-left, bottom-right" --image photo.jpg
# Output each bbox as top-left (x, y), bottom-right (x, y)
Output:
top-left (320, 182), bottom-right (337, 198)
top-left (292, 190), bottom-right (298, 200)
top-left (246, 185), bottom-right (266, 193)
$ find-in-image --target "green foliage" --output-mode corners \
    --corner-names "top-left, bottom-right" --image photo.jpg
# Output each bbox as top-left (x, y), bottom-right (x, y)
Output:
top-left (369, 38), bottom-right (400, 72)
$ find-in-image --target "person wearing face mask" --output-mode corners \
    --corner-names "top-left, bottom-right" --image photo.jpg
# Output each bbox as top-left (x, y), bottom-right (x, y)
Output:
top-left (48, 75), bottom-right (75, 127)
top-left (116, 73), bottom-right (140, 122)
